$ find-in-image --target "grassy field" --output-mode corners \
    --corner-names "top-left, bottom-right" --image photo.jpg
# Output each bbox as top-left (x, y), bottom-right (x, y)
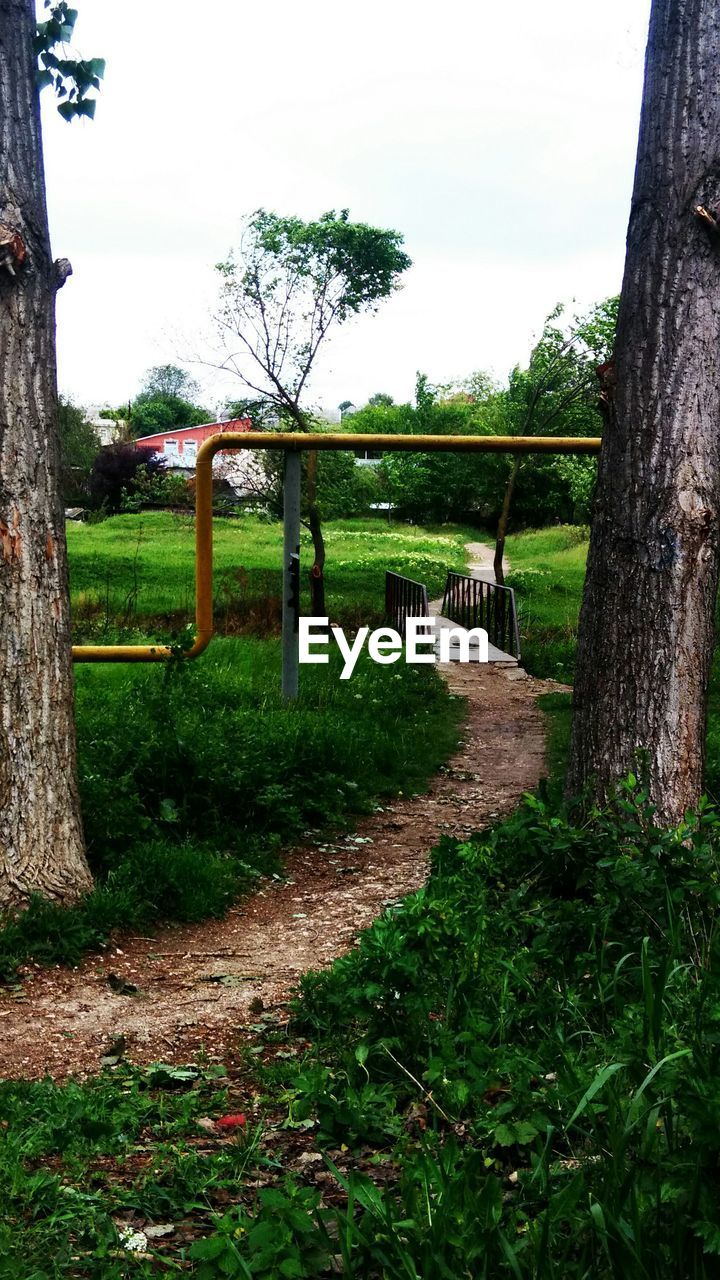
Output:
top-left (504, 524), bottom-right (589, 682)
top-left (68, 513), bottom-right (473, 640)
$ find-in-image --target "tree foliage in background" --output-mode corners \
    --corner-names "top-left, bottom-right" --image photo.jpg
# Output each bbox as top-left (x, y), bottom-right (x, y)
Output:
top-left (223, 396), bottom-right (276, 428)
top-left (342, 304), bottom-right (616, 532)
top-left (492, 297), bottom-right (618, 580)
top-left (58, 396), bottom-right (99, 504)
top-left (130, 364), bottom-right (210, 436)
top-left (212, 208), bottom-right (411, 613)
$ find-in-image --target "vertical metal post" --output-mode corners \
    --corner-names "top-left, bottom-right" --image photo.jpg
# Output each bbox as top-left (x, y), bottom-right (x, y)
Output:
top-left (282, 450), bottom-right (301, 702)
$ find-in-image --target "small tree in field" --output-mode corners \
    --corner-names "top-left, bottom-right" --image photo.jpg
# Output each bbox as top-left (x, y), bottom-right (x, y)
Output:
top-left (212, 209), bottom-right (411, 613)
top-left (492, 299), bottom-right (617, 583)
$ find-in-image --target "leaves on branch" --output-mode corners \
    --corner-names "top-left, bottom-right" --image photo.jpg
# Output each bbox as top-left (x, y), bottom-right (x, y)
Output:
top-left (212, 208), bottom-right (412, 424)
top-left (35, 2), bottom-right (104, 121)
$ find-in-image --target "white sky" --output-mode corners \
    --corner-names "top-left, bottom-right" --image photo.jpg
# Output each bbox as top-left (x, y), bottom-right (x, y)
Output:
top-left (40, 0), bottom-right (651, 416)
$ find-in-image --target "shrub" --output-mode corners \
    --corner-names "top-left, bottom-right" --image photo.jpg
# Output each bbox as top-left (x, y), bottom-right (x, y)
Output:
top-left (89, 444), bottom-right (166, 512)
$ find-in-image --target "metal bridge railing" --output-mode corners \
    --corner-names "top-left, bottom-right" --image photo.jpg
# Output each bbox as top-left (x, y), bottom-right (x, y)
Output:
top-left (385, 571), bottom-right (430, 636)
top-left (441, 571), bottom-right (521, 661)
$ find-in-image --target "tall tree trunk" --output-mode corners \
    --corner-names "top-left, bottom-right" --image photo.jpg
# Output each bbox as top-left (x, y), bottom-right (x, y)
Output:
top-left (493, 456), bottom-right (520, 585)
top-left (305, 449), bottom-right (326, 616)
top-left (567, 0), bottom-right (720, 824)
top-left (0, 1), bottom-right (92, 906)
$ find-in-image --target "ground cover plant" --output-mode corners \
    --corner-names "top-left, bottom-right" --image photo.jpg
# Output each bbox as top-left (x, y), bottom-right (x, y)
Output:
top-left (6, 734), bottom-right (720, 1275)
top-left (504, 524), bottom-right (589, 683)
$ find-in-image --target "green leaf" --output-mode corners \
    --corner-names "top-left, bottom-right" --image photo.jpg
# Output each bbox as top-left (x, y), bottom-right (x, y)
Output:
top-left (279, 1260), bottom-right (304, 1278)
top-left (566, 1062), bottom-right (626, 1129)
top-left (513, 1120), bottom-right (540, 1145)
top-left (494, 1123), bottom-right (515, 1146)
top-left (189, 1235), bottom-right (230, 1261)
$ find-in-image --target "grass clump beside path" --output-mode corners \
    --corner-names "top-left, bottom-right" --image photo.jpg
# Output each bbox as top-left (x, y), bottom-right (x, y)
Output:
top-left (504, 523), bottom-right (589, 683)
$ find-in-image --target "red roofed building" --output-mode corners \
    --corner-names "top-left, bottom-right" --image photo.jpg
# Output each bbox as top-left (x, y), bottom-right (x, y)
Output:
top-left (134, 418), bottom-right (262, 495)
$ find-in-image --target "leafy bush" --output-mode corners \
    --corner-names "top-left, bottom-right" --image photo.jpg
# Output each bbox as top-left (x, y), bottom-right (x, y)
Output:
top-left (89, 445), bottom-right (166, 513)
top-left (264, 781), bottom-right (720, 1275)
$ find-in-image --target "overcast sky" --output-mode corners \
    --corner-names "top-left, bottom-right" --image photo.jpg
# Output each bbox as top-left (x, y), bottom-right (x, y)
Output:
top-left (40, 0), bottom-right (652, 417)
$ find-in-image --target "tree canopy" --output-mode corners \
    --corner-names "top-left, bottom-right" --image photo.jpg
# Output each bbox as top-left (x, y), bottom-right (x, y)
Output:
top-left (130, 364), bottom-right (210, 436)
top-left (213, 208), bottom-right (411, 425)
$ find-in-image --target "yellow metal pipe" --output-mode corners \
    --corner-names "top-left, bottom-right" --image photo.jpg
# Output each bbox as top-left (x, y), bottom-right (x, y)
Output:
top-left (71, 431), bottom-right (602, 663)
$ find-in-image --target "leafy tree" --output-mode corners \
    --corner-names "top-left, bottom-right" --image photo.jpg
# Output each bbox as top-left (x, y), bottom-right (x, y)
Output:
top-left (130, 364), bottom-right (209, 437)
top-left (492, 298), bottom-right (617, 582)
top-left (0, 2), bottom-right (105, 907)
top-left (377, 380), bottom-right (506, 522)
top-left (131, 394), bottom-right (208, 436)
top-left (252, 445), bottom-right (382, 523)
top-left (140, 364), bottom-right (200, 401)
top-left (212, 208), bottom-right (411, 613)
top-left (367, 392), bottom-right (394, 408)
top-left (223, 396), bottom-right (276, 428)
top-left (568, 0), bottom-right (720, 823)
top-left (58, 396), bottom-right (100, 503)
top-left (340, 399), bottom-right (415, 437)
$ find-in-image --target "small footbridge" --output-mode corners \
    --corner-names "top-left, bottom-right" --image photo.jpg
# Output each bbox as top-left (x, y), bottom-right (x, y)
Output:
top-left (385, 566), bottom-right (521, 667)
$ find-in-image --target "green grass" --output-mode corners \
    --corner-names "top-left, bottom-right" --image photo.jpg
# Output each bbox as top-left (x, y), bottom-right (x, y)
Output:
top-left (0, 1062), bottom-right (261, 1277)
top-left (7, 724), bottom-right (720, 1275)
top-left (504, 524), bottom-right (589, 682)
top-left (68, 513), bottom-right (473, 639)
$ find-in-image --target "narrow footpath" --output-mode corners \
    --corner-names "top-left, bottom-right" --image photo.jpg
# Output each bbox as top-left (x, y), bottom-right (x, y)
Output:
top-left (0, 546), bottom-right (556, 1081)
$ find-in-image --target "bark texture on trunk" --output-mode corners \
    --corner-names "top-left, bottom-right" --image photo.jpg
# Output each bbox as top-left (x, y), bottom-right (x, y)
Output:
top-left (0, 1), bottom-right (92, 905)
top-left (568, 0), bottom-right (720, 823)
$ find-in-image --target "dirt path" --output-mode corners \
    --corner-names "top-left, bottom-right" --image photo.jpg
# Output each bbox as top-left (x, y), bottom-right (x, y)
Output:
top-left (464, 539), bottom-right (506, 583)
top-left (0, 660), bottom-right (554, 1081)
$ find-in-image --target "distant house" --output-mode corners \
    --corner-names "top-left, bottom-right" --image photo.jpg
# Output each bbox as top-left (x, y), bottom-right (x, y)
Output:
top-left (133, 418), bottom-right (262, 496)
top-left (85, 406), bottom-right (127, 447)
